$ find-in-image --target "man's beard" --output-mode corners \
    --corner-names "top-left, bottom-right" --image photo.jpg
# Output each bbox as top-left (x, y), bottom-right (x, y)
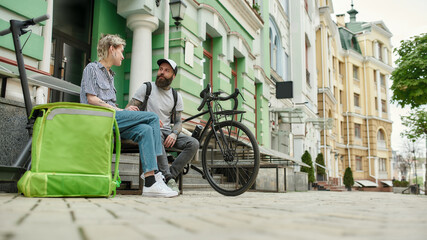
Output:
top-left (155, 75), bottom-right (173, 89)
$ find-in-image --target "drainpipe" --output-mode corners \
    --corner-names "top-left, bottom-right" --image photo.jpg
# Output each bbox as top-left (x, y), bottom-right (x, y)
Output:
top-left (363, 32), bottom-right (376, 184)
top-left (164, 0), bottom-right (170, 58)
top-left (320, 24), bottom-right (327, 179)
top-left (37, 0), bottom-right (53, 104)
top-left (345, 54), bottom-right (351, 168)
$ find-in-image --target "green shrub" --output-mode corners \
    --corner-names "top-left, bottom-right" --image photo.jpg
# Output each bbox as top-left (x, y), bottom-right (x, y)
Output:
top-left (393, 180), bottom-right (401, 187)
top-left (315, 153), bottom-right (326, 175)
top-left (393, 180), bottom-right (410, 187)
top-left (301, 151), bottom-right (315, 183)
top-left (343, 167), bottom-right (354, 188)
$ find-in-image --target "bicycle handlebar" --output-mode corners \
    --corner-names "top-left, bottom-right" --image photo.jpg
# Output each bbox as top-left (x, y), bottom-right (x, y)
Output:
top-left (197, 84), bottom-right (210, 111)
top-left (197, 84), bottom-right (240, 111)
top-left (0, 14), bottom-right (50, 36)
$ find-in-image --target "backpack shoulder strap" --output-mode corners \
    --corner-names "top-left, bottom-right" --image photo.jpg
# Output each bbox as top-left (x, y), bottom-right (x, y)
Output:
top-left (170, 88), bottom-right (178, 124)
top-left (141, 82), bottom-right (152, 111)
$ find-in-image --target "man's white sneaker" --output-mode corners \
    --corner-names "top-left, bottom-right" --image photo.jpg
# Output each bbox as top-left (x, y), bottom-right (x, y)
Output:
top-left (167, 179), bottom-right (180, 193)
top-left (142, 180), bottom-right (178, 198)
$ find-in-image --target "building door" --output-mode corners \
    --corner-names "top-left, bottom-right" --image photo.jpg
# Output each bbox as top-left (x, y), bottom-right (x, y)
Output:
top-left (49, 0), bottom-right (93, 103)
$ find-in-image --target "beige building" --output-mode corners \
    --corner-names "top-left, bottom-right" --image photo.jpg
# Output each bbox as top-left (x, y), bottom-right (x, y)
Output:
top-left (316, 1), bottom-right (393, 189)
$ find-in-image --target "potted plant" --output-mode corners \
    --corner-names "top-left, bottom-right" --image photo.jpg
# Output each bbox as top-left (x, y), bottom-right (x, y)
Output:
top-left (301, 151), bottom-right (315, 189)
top-left (393, 179), bottom-right (410, 194)
top-left (253, 3), bottom-right (261, 15)
top-left (343, 167), bottom-right (354, 191)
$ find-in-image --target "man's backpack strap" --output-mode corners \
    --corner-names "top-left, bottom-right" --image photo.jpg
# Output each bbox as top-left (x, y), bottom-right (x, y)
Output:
top-left (141, 82), bottom-right (152, 111)
top-left (171, 88), bottom-right (178, 124)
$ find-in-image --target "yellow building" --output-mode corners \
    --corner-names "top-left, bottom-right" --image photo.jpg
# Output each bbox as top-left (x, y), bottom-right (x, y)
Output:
top-left (316, 1), bottom-right (393, 189)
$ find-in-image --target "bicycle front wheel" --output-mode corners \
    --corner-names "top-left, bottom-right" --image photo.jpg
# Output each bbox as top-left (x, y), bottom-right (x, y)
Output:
top-left (202, 120), bottom-right (260, 196)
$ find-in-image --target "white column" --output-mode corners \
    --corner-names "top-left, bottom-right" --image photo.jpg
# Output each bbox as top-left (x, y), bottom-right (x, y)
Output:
top-left (127, 14), bottom-right (159, 98)
top-left (37, 0), bottom-right (53, 104)
top-left (373, 41), bottom-right (379, 59)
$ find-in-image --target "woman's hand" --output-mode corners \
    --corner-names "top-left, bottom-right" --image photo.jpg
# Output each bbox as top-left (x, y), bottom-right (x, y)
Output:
top-left (125, 105), bottom-right (139, 111)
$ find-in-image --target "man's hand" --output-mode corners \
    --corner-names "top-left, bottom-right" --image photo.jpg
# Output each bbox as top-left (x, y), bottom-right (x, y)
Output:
top-left (159, 120), bottom-right (164, 128)
top-left (125, 105), bottom-right (139, 111)
top-left (164, 133), bottom-right (177, 148)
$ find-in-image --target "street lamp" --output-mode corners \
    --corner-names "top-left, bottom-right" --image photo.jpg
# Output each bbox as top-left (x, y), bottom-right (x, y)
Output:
top-left (169, 0), bottom-right (187, 28)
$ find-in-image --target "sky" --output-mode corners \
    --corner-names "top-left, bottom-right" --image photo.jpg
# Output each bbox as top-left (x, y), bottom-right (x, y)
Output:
top-left (331, 0), bottom-right (427, 157)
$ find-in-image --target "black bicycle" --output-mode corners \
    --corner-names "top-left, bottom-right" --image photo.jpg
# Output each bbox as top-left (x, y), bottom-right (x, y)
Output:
top-left (183, 84), bottom-right (260, 196)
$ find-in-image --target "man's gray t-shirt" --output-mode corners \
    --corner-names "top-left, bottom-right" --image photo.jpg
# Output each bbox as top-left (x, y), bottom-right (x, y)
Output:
top-left (133, 82), bottom-right (183, 130)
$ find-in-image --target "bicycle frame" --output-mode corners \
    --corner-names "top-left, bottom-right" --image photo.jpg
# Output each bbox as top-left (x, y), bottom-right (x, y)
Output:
top-left (183, 94), bottom-right (245, 161)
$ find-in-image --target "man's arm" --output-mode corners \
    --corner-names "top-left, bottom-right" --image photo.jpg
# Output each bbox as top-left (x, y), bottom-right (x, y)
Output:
top-left (171, 111), bottom-right (182, 134)
top-left (126, 98), bottom-right (144, 110)
top-left (164, 111), bottom-right (182, 148)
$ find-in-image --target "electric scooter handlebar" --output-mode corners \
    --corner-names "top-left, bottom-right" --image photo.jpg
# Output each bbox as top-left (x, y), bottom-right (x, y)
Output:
top-left (0, 14), bottom-right (50, 36)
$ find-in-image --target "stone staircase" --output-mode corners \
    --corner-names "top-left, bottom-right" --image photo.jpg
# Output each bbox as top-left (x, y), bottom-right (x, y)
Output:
top-left (180, 164), bottom-right (231, 191)
top-left (315, 180), bottom-right (346, 192)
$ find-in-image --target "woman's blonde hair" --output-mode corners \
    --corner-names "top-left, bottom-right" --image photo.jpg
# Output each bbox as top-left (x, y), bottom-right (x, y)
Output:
top-left (97, 34), bottom-right (126, 61)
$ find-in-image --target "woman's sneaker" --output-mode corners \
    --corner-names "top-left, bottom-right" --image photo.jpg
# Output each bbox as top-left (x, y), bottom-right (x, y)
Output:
top-left (142, 172), bottom-right (178, 198)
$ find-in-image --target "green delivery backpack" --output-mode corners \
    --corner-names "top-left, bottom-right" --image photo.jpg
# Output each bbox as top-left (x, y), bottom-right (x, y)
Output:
top-left (17, 102), bottom-right (121, 197)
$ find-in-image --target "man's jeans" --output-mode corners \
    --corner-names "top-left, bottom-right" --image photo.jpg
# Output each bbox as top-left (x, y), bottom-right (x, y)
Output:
top-left (157, 128), bottom-right (199, 179)
top-left (115, 110), bottom-right (162, 173)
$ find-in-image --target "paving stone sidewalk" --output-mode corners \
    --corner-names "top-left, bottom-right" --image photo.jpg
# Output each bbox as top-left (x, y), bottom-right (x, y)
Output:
top-left (0, 191), bottom-right (426, 240)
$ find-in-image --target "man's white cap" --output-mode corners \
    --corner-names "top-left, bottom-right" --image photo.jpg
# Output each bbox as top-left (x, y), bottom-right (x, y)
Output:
top-left (157, 58), bottom-right (178, 75)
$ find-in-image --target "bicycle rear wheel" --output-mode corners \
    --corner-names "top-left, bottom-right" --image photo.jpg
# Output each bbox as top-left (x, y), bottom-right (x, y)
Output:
top-left (202, 120), bottom-right (260, 196)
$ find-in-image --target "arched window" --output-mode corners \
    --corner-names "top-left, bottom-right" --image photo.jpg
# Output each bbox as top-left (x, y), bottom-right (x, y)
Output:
top-left (377, 129), bottom-right (386, 148)
top-left (269, 18), bottom-right (283, 77)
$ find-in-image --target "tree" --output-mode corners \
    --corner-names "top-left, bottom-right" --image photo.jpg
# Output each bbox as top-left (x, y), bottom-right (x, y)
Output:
top-left (390, 33), bottom-right (427, 108)
top-left (401, 108), bottom-right (427, 143)
top-left (315, 153), bottom-right (326, 177)
top-left (401, 111), bottom-right (427, 194)
top-left (343, 167), bottom-right (354, 190)
top-left (301, 151), bottom-right (315, 184)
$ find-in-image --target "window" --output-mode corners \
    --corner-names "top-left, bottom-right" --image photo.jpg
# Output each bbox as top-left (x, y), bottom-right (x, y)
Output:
top-left (377, 130), bottom-right (385, 141)
top-left (354, 93), bottom-right (360, 107)
top-left (272, 36), bottom-right (278, 70)
top-left (379, 158), bottom-right (386, 172)
top-left (203, 35), bottom-right (213, 88)
top-left (355, 123), bottom-right (361, 138)
top-left (306, 40), bottom-right (310, 87)
top-left (378, 42), bottom-right (384, 61)
top-left (269, 19), bottom-right (281, 75)
top-left (356, 156), bottom-right (362, 171)
top-left (375, 97), bottom-right (378, 110)
top-left (353, 65), bottom-right (359, 80)
top-left (377, 129), bottom-right (386, 148)
top-left (340, 90), bottom-right (343, 104)
top-left (381, 100), bottom-right (387, 113)
top-left (380, 74), bottom-right (386, 87)
top-left (383, 48), bottom-right (388, 64)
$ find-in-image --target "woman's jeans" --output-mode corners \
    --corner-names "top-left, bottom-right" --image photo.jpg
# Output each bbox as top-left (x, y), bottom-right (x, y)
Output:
top-left (115, 110), bottom-right (162, 173)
